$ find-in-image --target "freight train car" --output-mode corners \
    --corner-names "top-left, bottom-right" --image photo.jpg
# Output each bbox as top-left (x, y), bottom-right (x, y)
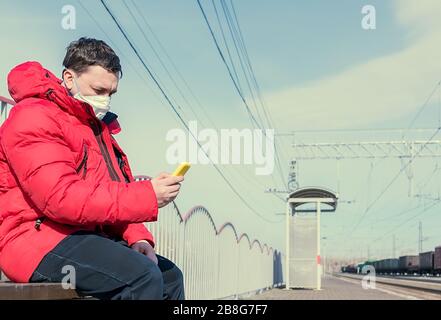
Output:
top-left (375, 258), bottom-right (399, 275)
top-left (434, 247), bottom-right (441, 275)
top-left (398, 255), bottom-right (420, 274)
top-left (419, 251), bottom-right (434, 275)
top-left (341, 244), bottom-right (441, 276)
top-left (341, 264), bottom-right (357, 273)
top-left (357, 261), bottom-right (375, 274)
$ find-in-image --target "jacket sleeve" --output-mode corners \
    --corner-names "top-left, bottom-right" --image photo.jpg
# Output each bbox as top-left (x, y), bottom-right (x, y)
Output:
top-left (0, 103), bottom-right (158, 226)
top-left (104, 223), bottom-right (156, 248)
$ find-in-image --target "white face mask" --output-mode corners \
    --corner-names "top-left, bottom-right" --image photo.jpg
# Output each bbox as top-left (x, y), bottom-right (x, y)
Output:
top-left (72, 77), bottom-right (111, 120)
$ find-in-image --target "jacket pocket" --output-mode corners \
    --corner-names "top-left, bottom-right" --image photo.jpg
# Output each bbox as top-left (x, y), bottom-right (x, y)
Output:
top-left (75, 144), bottom-right (88, 179)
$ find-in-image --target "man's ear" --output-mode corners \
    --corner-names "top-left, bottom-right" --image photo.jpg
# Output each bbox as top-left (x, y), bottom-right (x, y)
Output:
top-left (62, 69), bottom-right (75, 91)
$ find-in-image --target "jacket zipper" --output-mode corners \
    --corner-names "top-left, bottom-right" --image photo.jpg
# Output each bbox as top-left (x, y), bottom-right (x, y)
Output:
top-left (112, 143), bottom-right (131, 183)
top-left (120, 159), bottom-right (130, 183)
top-left (75, 144), bottom-right (88, 179)
top-left (90, 120), bottom-right (121, 182)
top-left (90, 119), bottom-right (122, 235)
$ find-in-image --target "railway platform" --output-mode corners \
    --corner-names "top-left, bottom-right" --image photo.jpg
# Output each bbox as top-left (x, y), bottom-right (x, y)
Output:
top-left (247, 273), bottom-right (441, 300)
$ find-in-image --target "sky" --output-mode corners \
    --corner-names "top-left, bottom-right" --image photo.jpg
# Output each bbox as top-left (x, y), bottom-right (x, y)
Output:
top-left (1, 0), bottom-right (441, 261)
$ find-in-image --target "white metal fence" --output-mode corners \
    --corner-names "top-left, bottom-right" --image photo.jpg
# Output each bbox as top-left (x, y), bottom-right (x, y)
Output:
top-left (145, 203), bottom-right (285, 299)
top-left (0, 96), bottom-right (13, 125)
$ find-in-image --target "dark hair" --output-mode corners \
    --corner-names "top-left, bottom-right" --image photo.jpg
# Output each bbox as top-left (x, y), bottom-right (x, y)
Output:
top-left (63, 37), bottom-right (122, 77)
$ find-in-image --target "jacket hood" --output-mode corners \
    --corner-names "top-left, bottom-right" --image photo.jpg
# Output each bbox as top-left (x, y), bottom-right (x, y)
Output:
top-left (7, 61), bottom-right (121, 134)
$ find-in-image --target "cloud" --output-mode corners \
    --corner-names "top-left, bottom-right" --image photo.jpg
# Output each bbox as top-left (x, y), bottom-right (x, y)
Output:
top-left (395, 0), bottom-right (441, 32)
top-left (266, 0), bottom-right (441, 131)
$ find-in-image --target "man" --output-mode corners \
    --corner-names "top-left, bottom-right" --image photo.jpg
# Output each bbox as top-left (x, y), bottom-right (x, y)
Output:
top-left (0, 37), bottom-right (185, 300)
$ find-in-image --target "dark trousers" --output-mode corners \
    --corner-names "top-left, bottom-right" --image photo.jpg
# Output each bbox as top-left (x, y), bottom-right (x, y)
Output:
top-left (29, 231), bottom-right (185, 300)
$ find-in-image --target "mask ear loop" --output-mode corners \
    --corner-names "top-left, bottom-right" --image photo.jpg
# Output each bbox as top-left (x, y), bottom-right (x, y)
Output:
top-left (71, 76), bottom-right (81, 93)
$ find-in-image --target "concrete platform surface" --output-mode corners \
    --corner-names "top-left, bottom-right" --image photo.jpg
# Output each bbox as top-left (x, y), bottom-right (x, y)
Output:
top-left (246, 275), bottom-right (405, 300)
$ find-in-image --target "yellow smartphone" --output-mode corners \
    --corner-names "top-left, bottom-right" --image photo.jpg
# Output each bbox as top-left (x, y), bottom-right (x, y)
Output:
top-left (172, 162), bottom-right (191, 176)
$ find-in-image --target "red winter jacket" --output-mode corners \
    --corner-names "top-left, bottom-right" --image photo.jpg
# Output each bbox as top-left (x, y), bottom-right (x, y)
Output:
top-left (0, 61), bottom-right (158, 282)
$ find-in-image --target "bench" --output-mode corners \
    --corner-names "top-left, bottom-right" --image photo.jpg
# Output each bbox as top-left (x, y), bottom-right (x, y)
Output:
top-left (0, 269), bottom-right (82, 300)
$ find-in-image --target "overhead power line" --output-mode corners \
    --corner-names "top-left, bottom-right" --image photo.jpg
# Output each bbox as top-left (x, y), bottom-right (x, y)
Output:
top-left (349, 127), bottom-right (441, 235)
top-left (100, 0), bottom-right (282, 223)
top-left (198, 0), bottom-right (288, 190)
top-left (126, 0), bottom-right (285, 203)
top-left (196, 0), bottom-right (268, 131)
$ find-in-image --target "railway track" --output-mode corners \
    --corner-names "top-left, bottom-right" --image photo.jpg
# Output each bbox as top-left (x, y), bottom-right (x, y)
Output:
top-left (380, 275), bottom-right (441, 284)
top-left (334, 273), bottom-right (441, 299)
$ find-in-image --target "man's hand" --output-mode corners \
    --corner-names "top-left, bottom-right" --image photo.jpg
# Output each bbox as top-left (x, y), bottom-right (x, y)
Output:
top-left (131, 240), bottom-right (158, 265)
top-left (150, 172), bottom-right (184, 208)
